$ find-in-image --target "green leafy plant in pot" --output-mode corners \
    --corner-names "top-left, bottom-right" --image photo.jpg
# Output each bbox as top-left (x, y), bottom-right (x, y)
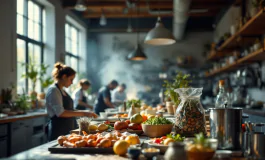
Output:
top-left (38, 64), bottom-right (53, 100)
top-left (15, 92), bottom-right (31, 114)
top-left (21, 58), bottom-right (39, 109)
top-left (163, 72), bottom-right (191, 114)
top-left (127, 99), bottom-right (142, 116)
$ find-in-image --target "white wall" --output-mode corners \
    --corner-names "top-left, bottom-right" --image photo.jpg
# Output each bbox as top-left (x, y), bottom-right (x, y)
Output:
top-left (0, 0), bottom-right (87, 92)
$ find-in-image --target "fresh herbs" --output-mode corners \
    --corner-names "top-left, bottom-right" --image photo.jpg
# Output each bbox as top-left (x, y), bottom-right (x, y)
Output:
top-left (194, 132), bottom-right (210, 148)
top-left (143, 117), bottom-right (173, 125)
top-left (126, 99), bottom-right (141, 108)
top-left (163, 72), bottom-right (192, 105)
top-left (166, 133), bottom-right (185, 142)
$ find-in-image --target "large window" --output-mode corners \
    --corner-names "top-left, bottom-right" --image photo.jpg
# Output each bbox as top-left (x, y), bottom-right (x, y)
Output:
top-left (65, 23), bottom-right (80, 73)
top-left (16, 0), bottom-right (45, 93)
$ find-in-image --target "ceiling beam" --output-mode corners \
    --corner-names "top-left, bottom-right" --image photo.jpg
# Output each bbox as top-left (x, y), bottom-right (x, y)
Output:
top-left (83, 11), bottom-right (216, 18)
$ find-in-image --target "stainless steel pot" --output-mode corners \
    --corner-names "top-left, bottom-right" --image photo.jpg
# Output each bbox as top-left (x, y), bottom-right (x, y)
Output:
top-left (209, 108), bottom-right (242, 150)
top-left (250, 132), bottom-right (265, 159)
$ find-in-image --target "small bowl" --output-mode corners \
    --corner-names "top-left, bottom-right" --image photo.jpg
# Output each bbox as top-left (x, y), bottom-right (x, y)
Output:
top-left (142, 148), bottom-right (160, 159)
top-left (184, 138), bottom-right (218, 160)
top-left (141, 124), bottom-right (173, 138)
top-left (127, 147), bottom-right (141, 159)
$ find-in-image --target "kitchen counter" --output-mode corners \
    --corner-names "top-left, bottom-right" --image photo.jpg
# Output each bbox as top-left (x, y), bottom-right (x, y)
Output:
top-left (0, 110), bottom-right (47, 124)
top-left (6, 137), bottom-right (246, 160)
top-left (243, 108), bottom-right (265, 117)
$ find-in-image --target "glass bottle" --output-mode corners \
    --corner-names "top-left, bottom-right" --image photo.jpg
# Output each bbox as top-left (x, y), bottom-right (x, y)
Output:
top-left (215, 80), bottom-right (228, 108)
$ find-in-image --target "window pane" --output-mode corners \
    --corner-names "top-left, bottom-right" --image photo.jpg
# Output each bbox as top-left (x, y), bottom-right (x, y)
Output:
top-left (28, 0), bottom-right (34, 20)
top-left (17, 39), bottom-right (26, 94)
top-left (72, 41), bottom-right (77, 55)
top-left (28, 20), bottom-right (34, 39)
top-left (34, 23), bottom-right (40, 41)
top-left (66, 38), bottom-right (70, 53)
top-left (65, 24), bottom-right (69, 38)
top-left (72, 27), bottom-right (77, 42)
top-left (17, 0), bottom-right (24, 15)
top-left (43, 9), bottom-right (46, 42)
top-left (17, 14), bottom-right (24, 35)
top-left (34, 4), bottom-right (40, 23)
top-left (71, 58), bottom-right (78, 72)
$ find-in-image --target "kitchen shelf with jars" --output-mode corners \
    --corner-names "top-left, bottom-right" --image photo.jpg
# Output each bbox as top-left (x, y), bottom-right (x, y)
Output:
top-left (217, 7), bottom-right (265, 52)
top-left (205, 4), bottom-right (265, 78)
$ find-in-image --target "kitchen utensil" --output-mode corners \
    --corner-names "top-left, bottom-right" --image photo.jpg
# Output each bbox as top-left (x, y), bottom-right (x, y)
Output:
top-left (164, 142), bottom-right (186, 160)
top-left (209, 108), bottom-right (242, 150)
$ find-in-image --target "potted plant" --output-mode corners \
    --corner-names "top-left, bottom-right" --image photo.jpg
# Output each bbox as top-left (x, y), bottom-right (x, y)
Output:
top-left (14, 93), bottom-right (31, 114)
top-left (127, 99), bottom-right (142, 114)
top-left (38, 64), bottom-right (53, 100)
top-left (21, 58), bottom-right (38, 98)
top-left (163, 72), bottom-right (192, 115)
top-left (0, 88), bottom-right (13, 113)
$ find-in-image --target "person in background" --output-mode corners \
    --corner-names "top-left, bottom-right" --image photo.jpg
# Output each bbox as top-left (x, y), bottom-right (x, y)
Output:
top-left (72, 79), bottom-right (93, 110)
top-left (112, 83), bottom-right (127, 106)
top-left (94, 80), bottom-right (118, 115)
top-left (45, 62), bottom-right (97, 141)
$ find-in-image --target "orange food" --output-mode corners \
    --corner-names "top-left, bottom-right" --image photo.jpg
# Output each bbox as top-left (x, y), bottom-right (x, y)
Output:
top-left (87, 139), bottom-right (97, 147)
top-left (142, 115), bottom-right (147, 122)
top-left (113, 140), bottom-right (130, 156)
top-left (63, 141), bottom-right (75, 148)
top-left (82, 131), bottom-right (88, 136)
top-left (57, 136), bottom-right (67, 146)
top-left (97, 139), bottom-right (111, 148)
top-left (87, 134), bottom-right (97, 141)
top-left (75, 140), bottom-right (87, 148)
top-left (125, 135), bottom-right (140, 145)
top-left (69, 136), bottom-right (82, 143)
top-left (96, 137), bottom-right (104, 143)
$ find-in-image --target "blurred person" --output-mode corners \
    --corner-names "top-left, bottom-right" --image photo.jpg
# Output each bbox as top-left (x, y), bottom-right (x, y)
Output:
top-left (45, 62), bottom-right (97, 141)
top-left (112, 83), bottom-right (127, 106)
top-left (72, 79), bottom-right (93, 110)
top-left (94, 80), bottom-right (118, 115)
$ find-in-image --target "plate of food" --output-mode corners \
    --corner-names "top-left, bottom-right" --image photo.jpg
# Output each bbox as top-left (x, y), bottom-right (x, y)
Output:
top-left (146, 133), bottom-right (185, 153)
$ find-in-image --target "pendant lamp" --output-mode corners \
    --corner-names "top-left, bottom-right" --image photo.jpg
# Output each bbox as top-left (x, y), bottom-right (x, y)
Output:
top-left (99, 9), bottom-right (107, 26)
top-left (74, 0), bottom-right (87, 11)
top-left (127, 0), bottom-right (147, 61)
top-left (144, 17), bottom-right (176, 45)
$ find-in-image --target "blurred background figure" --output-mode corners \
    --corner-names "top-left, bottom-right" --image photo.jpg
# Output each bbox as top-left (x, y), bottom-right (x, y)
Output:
top-left (112, 83), bottom-right (127, 107)
top-left (72, 79), bottom-right (93, 110)
top-left (94, 80), bottom-right (118, 115)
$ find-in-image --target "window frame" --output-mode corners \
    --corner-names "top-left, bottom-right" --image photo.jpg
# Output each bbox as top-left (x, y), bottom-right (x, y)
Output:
top-left (65, 22), bottom-right (80, 73)
top-left (16, 0), bottom-right (45, 93)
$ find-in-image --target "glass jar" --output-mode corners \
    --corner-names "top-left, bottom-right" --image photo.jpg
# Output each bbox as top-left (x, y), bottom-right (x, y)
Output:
top-left (174, 88), bottom-right (206, 136)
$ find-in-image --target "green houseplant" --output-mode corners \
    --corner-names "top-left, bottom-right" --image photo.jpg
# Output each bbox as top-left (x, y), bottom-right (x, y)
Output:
top-left (15, 93), bottom-right (31, 114)
top-left (126, 99), bottom-right (142, 109)
top-left (38, 64), bottom-right (53, 99)
top-left (21, 58), bottom-right (38, 99)
top-left (163, 72), bottom-right (192, 114)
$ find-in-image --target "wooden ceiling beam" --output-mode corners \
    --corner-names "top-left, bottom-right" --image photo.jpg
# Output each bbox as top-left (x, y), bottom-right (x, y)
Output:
top-left (83, 11), bottom-right (216, 18)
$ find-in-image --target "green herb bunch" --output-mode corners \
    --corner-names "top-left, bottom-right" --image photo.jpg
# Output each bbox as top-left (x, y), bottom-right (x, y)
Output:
top-left (126, 99), bottom-right (141, 108)
top-left (166, 133), bottom-right (185, 142)
top-left (15, 93), bottom-right (31, 111)
top-left (39, 64), bottom-right (53, 91)
top-left (163, 72), bottom-right (192, 105)
top-left (143, 117), bottom-right (173, 125)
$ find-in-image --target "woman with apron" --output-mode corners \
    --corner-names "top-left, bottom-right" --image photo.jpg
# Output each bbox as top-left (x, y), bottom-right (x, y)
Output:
top-left (45, 62), bottom-right (97, 141)
top-left (72, 79), bottom-right (93, 110)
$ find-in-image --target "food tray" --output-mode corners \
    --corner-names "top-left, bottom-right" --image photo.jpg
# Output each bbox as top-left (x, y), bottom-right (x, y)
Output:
top-left (70, 129), bottom-right (113, 134)
top-left (146, 140), bottom-right (168, 153)
top-left (48, 144), bottom-right (114, 154)
top-left (120, 129), bottom-right (143, 135)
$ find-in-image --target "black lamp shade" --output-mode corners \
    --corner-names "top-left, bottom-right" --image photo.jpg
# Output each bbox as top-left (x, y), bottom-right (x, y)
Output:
top-left (127, 44), bottom-right (147, 61)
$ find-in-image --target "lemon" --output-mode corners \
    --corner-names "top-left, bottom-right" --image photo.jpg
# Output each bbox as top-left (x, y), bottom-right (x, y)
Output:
top-left (163, 138), bottom-right (175, 145)
top-left (98, 123), bottom-right (108, 132)
top-left (113, 140), bottom-right (130, 156)
top-left (89, 125), bottom-right (98, 131)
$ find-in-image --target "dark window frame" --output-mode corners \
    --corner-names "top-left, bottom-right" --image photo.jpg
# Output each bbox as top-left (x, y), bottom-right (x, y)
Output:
top-left (17, 0), bottom-right (45, 93)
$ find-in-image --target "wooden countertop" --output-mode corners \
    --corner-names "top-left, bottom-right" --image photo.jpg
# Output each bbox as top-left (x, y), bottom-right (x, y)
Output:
top-left (0, 111), bottom-right (47, 124)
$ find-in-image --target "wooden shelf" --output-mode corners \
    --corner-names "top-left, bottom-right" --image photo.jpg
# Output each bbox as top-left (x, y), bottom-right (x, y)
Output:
top-left (207, 50), bottom-right (233, 61)
top-left (206, 48), bottom-right (265, 77)
top-left (218, 9), bottom-right (265, 51)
